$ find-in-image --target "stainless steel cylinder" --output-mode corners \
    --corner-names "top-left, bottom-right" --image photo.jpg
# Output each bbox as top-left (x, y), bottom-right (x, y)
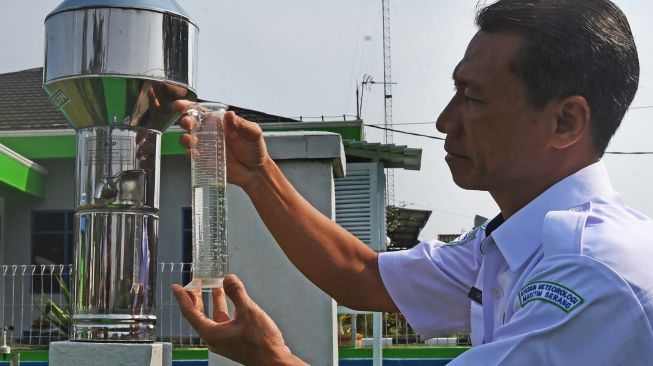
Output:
top-left (76, 127), bottom-right (161, 210)
top-left (43, 0), bottom-right (199, 342)
top-left (73, 211), bottom-right (158, 341)
top-left (72, 127), bottom-right (160, 341)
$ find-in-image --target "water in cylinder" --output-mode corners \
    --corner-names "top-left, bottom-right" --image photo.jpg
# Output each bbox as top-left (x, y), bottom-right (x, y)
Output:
top-left (184, 103), bottom-right (229, 291)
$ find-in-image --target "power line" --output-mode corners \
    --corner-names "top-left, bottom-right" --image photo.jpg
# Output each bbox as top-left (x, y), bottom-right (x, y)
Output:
top-left (368, 104), bottom-right (653, 126)
top-left (365, 124), bottom-right (653, 154)
top-left (294, 106), bottom-right (652, 126)
top-left (367, 121), bottom-right (437, 126)
top-left (364, 123), bottom-right (445, 140)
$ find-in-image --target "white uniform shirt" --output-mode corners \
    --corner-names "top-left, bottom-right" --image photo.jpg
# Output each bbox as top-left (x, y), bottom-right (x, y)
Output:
top-left (379, 161), bottom-right (653, 364)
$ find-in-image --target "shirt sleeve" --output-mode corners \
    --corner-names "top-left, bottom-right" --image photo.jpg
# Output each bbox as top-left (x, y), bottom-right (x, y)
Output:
top-left (378, 239), bottom-right (481, 338)
top-left (449, 254), bottom-right (653, 365)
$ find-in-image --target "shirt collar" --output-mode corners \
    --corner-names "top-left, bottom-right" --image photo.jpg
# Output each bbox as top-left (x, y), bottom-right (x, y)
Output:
top-left (489, 161), bottom-right (614, 271)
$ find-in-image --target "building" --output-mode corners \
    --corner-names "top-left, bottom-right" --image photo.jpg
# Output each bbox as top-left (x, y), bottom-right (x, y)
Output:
top-left (0, 67), bottom-right (424, 262)
top-left (0, 67), bottom-right (423, 363)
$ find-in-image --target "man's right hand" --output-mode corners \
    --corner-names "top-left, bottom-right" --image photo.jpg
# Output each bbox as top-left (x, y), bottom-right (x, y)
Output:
top-left (174, 100), bottom-right (271, 192)
top-left (172, 275), bottom-right (307, 366)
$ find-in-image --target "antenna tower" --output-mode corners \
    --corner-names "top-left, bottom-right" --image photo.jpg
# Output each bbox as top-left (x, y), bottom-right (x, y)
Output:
top-left (381, 0), bottom-right (394, 206)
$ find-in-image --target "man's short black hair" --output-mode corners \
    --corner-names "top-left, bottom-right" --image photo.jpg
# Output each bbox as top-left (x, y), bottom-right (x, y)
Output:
top-left (476, 0), bottom-right (639, 156)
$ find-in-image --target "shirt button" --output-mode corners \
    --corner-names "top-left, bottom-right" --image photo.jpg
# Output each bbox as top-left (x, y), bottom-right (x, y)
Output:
top-left (491, 287), bottom-right (503, 299)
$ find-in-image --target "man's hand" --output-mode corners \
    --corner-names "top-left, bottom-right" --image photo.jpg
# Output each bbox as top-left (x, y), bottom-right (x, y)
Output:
top-left (172, 275), bottom-right (307, 366)
top-left (173, 100), bottom-right (270, 192)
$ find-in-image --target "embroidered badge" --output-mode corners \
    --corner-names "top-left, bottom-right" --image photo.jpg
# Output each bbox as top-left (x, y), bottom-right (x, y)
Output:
top-left (442, 220), bottom-right (488, 247)
top-left (518, 281), bottom-right (584, 313)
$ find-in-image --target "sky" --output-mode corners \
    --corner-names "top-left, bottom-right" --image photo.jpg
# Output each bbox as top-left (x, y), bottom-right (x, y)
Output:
top-left (2, 0), bottom-right (653, 240)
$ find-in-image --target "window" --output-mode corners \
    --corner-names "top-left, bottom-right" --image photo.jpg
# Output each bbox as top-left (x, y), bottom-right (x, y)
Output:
top-left (32, 210), bottom-right (74, 292)
top-left (182, 207), bottom-right (192, 284)
top-left (335, 162), bottom-right (387, 252)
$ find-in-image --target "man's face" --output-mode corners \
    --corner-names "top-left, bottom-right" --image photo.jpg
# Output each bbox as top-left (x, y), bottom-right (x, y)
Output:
top-left (436, 31), bottom-right (553, 193)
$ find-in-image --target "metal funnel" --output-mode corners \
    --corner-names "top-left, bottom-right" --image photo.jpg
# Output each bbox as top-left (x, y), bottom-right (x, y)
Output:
top-left (43, 0), bottom-right (198, 131)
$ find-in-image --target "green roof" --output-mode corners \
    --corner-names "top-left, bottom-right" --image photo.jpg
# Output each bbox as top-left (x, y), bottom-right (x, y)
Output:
top-left (0, 143), bottom-right (47, 197)
top-left (0, 122), bottom-right (365, 160)
top-left (343, 140), bottom-right (422, 170)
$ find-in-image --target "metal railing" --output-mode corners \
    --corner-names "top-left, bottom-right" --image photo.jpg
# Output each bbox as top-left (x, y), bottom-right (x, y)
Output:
top-left (337, 310), bottom-right (470, 348)
top-left (1, 265), bottom-right (71, 347)
top-left (156, 262), bottom-right (206, 347)
top-left (0, 263), bottom-right (208, 349)
top-left (2, 263), bottom-right (471, 350)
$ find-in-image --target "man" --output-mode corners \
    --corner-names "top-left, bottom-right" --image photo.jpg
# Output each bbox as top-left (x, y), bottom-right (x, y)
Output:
top-left (172, 0), bottom-right (653, 364)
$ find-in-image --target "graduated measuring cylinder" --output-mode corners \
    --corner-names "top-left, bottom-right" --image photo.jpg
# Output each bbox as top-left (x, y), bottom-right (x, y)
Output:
top-left (184, 102), bottom-right (229, 291)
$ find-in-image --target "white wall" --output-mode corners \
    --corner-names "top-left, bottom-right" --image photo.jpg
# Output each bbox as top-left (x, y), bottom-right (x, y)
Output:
top-left (2, 158), bottom-right (74, 266)
top-left (209, 132), bottom-right (344, 366)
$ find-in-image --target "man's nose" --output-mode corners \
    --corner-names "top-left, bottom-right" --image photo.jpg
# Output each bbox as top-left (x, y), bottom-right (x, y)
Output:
top-left (436, 98), bottom-right (460, 136)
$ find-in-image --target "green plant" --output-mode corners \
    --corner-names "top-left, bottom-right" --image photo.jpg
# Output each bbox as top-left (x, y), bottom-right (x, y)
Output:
top-left (386, 205), bottom-right (401, 235)
top-left (338, 314), bottom-right (351, 336)
top-left (35, 275), bottom-right (71, 337)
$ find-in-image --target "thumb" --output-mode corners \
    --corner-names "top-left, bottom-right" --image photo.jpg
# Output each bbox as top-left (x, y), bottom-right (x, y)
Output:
top-left (224, 112), bottom-right (263, 143)
top-left (223, 274), bottom-right (255, 314)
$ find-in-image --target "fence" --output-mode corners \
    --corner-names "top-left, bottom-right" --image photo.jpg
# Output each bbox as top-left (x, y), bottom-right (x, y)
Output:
top-left (0, 263), bottom-right (207, 349)
top-left (1, 264), bottom-right (77, 347)
top-left (156, 263), bottom-right (206, 346)
top-left (2, 263), bottom-right (470, 350)
top-left (336, 311), bottom-right (470, 348)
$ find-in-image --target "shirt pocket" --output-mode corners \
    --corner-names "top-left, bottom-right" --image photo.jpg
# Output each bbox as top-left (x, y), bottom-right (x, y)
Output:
top-left (470, 301), bottom-right (484, 346)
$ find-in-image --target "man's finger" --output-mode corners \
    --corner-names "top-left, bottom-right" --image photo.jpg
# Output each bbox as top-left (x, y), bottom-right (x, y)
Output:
top-left (172, 99), bottom-right (194, 113)
top-left (179, 134), bottom-right (197, 149)
top-left (224, 112), bottom-right (263, 143)
top-left (188, 288), bottom-right (204, 313)
top-left (179, 116), bottom-right (197, 131)
top-left (171, 284), bottom-right (213, 334)
top-left (212, 287), bottom-right (231, 323)
top-left (222, 275), bottom-right (255, 315)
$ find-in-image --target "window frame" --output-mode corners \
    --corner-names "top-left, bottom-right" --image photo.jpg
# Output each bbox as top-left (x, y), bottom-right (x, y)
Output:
top-left (181, 206), bottom-right (192, 285)
top-left (31, 210), bottom-right (75, 294)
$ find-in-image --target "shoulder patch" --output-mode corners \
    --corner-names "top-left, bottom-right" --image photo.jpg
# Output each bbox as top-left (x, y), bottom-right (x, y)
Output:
top-left (518, 281), bottom-right (584, 313)
top-left (442, 224), bottom-right (485, 247)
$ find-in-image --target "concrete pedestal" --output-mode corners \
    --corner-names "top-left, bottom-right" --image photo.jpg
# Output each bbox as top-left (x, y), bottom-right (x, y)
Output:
top-left (49, 341), bottom-right (172, 366)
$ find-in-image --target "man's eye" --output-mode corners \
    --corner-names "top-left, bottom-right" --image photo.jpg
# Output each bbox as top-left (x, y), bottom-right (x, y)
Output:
top-left (453, 86), bottom-right (482, 104)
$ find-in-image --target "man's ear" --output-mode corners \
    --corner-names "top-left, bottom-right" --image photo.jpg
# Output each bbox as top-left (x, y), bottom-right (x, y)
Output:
top-left (550, 95), bottom-right (591, 150)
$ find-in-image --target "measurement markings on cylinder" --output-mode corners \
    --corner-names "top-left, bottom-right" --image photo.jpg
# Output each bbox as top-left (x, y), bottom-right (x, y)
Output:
top-left (85, 137), bottom-right (134, 164)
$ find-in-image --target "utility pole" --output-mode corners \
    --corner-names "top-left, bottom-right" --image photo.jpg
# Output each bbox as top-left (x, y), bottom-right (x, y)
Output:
top-left (381, 0), bottom-right (394, 206)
